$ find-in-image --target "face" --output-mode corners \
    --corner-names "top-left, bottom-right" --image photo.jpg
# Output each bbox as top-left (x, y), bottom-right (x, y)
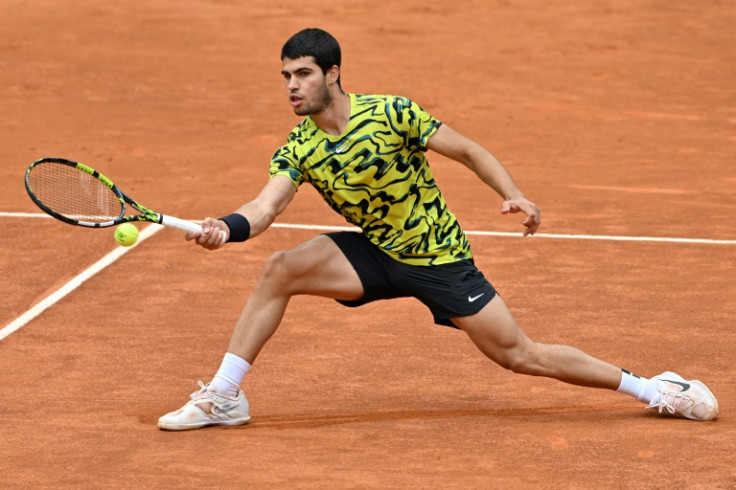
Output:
top-left (281, 56), bottom-right (335, 116)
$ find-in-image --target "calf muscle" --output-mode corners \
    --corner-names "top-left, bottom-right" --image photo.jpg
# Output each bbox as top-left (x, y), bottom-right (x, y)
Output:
top-left (455, 296), bottom-right (621, 390)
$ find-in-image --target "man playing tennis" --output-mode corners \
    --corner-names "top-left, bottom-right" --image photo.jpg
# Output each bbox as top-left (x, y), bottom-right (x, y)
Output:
top-left (158, 28), bottom-right (718, 430)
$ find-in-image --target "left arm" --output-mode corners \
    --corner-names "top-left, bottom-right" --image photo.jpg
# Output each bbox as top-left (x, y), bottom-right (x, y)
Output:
top-left (427, 124), bottom-right (541, 236)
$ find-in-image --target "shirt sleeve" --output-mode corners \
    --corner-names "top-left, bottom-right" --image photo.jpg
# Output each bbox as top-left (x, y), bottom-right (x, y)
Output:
top-left (269, 138), bottom-right (303, 188)
top-left (389, 96), bottom-right (443, 151)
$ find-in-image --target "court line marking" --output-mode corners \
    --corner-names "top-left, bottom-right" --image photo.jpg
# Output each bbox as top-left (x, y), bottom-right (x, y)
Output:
top-left (270, 222), bottom-right (736, 245)
top-left (0, 224), bottom-right (163, 341)
top-left (1, 212), bottom-right (734, 342)
top-left (1, 211), bottom-right (735, 245)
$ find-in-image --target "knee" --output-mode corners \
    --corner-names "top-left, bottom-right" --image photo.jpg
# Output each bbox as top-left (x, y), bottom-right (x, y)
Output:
top-left (503, 344), bottom-right (545, 376)
top-left (260, 250), bottom-right (295, 286)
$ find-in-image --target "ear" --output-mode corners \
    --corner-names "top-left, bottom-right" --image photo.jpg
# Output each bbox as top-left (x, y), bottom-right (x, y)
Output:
top-left (326, 65), bottom-right (340, 85)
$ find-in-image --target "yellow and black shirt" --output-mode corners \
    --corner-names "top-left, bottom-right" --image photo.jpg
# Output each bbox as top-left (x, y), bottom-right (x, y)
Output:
top-left (269, 93), bottom-right (471, 266)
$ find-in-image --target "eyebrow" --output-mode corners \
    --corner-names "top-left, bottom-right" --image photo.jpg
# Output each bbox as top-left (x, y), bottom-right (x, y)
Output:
top-left (281, 66), bottom-right (314, 76)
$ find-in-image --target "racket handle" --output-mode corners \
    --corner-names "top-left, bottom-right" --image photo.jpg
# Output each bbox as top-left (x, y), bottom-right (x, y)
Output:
top-left (159, 214), bottom-right (228, 241)
top-left (159, 214), bottom-right (202, 233)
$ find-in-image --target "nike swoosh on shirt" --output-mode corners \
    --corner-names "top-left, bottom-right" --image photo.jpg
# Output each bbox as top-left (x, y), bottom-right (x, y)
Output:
top-left (468, 293), bottom-right (485, 303)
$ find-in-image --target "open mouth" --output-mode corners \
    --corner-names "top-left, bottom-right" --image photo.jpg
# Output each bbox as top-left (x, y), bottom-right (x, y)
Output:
top-left (289, 94), bottom-right (303, 107)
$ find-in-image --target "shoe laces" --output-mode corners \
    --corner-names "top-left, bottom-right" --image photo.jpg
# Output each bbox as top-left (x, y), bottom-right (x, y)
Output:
top-left (648, 389), bottom-right (694, 415)
top-left (189, 380), bottom-right (212, 400)
top-left (188, 381), bottom-right (237, 411)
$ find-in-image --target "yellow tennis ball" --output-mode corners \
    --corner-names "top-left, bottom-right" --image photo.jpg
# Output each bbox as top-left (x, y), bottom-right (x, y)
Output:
top-left (115, 223), bottom-right (139, 247)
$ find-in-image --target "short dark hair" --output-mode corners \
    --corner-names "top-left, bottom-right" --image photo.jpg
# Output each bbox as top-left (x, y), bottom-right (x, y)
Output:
top-left (281, 28), bottom-right (342, 86)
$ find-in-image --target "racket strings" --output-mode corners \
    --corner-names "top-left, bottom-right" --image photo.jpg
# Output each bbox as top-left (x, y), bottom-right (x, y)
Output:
top-left (28, 163), bottom-right (123, 223)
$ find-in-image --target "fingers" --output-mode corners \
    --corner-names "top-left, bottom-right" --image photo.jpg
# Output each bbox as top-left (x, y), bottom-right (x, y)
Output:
top-left (501, 199), bottom-right (541, 236)
top-left (500, 201), bottom-right (516, 215)
top-left (184, 230), bottom-right (201, 242)
top-left (521, 215), bottom-right (541, 236)
top-left (190, 217), bottom-right (228, 250)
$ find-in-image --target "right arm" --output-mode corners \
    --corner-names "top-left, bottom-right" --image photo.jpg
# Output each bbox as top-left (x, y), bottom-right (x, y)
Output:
top-left (427, 124), bottom-right (541, 236)
top-left (186, 175), bottom-right (297, 250)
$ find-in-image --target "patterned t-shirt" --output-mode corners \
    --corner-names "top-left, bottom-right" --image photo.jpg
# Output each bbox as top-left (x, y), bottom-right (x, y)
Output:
top-left (269, 93), bottom-right (471, 266)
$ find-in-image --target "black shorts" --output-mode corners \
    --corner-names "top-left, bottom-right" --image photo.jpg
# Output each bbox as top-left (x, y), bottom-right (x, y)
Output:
top-left (326, 231), bottom-right (497, 328)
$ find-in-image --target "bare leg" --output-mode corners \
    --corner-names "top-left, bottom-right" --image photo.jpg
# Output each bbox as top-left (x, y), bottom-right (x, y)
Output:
top-left (227, 235), bottom-right (364, 363)
top-left (162, 242), bottom-right (721, 428)
top-left (157, 235), bottom-right (367, 430)
top-left (453, 295), bottom-right (621, 390)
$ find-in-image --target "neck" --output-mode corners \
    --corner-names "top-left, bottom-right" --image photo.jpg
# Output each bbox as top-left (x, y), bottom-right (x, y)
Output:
top-left (312, 91), bottom-right (350, 135)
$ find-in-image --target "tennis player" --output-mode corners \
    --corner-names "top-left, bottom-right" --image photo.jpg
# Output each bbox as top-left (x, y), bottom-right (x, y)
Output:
top-left (158, 28), bottom-right (718, 430)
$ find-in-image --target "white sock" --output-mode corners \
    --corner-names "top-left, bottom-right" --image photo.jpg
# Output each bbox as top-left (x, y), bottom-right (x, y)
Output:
top-left (210, 352), bottom-right (251, 398)
top-left (616, 369), bottom-right (659, 403)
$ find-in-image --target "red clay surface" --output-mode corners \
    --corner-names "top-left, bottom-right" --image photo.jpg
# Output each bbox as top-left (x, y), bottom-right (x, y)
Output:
top-left (1, 0), bottom-right (735, 488)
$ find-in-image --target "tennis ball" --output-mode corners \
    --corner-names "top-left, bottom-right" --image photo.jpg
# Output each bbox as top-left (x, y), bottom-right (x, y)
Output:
top-left (115, 223), bottom-right (139, 247)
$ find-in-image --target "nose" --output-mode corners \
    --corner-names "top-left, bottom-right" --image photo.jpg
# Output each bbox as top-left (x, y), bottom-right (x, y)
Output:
top-left (286, 77), bottom-right (298, 92)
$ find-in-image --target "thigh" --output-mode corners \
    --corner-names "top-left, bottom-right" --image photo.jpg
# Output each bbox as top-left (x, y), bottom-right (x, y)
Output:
top-left (271, 234), bottom-right (365, 301)
top-left (451, 294), bottom-right (532, 366)
top-left (326, 231), bottom-right (408, 306)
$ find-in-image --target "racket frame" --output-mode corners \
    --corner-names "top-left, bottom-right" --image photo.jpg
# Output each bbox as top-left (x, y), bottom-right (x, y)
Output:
top-left (25, 157), bottom-right (201, 233)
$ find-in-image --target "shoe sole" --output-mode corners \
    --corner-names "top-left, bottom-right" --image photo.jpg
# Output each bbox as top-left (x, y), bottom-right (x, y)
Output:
top-left (158, 416), bottom-right (251, 431)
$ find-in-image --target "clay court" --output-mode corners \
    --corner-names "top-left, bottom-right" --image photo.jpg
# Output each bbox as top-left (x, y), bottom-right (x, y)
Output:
top-left (1, 0), bottom-right (734, 488)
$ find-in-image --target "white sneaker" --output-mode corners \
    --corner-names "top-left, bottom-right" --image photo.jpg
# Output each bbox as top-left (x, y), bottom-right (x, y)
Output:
top-left (158, 381), bottom-right (251, 431)
top-left (647, 372), bottom-right (719, 421)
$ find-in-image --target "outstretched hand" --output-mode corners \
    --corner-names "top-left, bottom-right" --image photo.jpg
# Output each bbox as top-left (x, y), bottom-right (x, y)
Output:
top-left (501, 198), bottom-right (541, 236)
top-left (185, 217), bottom-right (229, 250)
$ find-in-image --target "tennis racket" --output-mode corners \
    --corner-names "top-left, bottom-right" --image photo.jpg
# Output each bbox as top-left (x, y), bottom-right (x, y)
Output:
top-left (24, 157), bottom-right (201, 233)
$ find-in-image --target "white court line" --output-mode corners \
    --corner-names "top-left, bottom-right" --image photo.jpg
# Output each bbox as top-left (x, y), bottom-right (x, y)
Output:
top-left (0, 224), bottom-right (163, 341)
top-left (1, 212), bottom-right (734, 342)
top-left (270, 222), bottom-right (736, 245)
top-left (2, 212), bottom-right (736, 244)
top-left (0, 212), bottom-right (49, 219)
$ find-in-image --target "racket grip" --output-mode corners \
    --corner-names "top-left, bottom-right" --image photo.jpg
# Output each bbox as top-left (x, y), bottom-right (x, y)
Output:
top-left (159, 214), bottom-right (228, 241)
top-left (159, 214), bottom-right (202, 233)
